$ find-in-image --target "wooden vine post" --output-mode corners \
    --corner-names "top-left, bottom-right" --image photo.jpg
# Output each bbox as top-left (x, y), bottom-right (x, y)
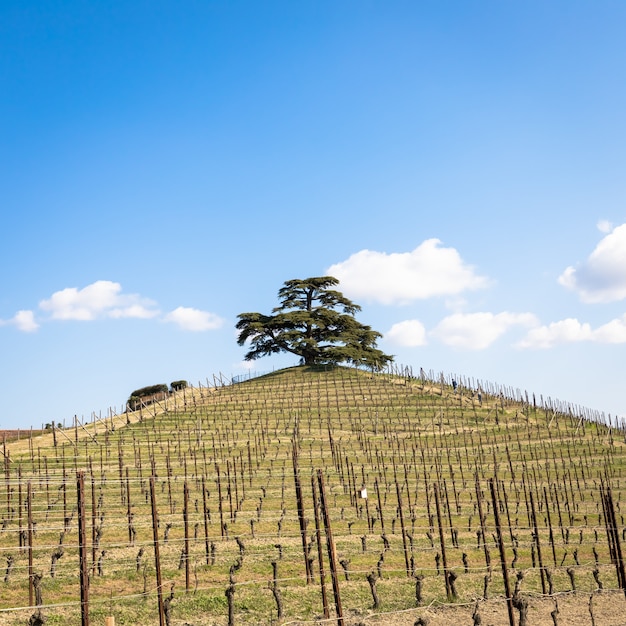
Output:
top-left (126, 467), bottom-right (133, 544)
top-left (17, 465), bottom-right (22, 548)
top-left (91, 473), bottom-right (97, 573)
top-left (77, 470), bottom-right (90, 626)
top-left (601, 480), bottom-right (626, 595)
top-left (374, 477), bottom-right (385, 534)
top-left (396, 473), bottom-right (411, 577)
top-left (489, 478), bottom-right (514, 626)
top-left (149, 476), bottom-right (166, 626)
top-left (311, 474), bottom-right (330, 619)
top-left (202, 475), bottom-right (210, 565)
top-left (543, 486), bottom-right (557, 567)
top-left (474, 473), bottom-right (491, 573)
top-left (292, 441), bottom-right (312, 584)
top-left (317, 469), bottom-right (344, 626)
top-left (361, 465), bottom-right (372, 533)
top-left (184, 482), bottom-right (191, 591)
top-left (433, 483), bottom-right (451, 597)
top-left (529, 489), bottom-right (547, 594)
top-left (215, 463), bottom-right (225, 538)
top-left (27, 481), bottom-right (34, 607)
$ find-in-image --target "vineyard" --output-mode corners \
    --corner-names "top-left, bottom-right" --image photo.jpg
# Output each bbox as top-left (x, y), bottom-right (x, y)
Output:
top-left (2, 365), bottom-right (626, 625)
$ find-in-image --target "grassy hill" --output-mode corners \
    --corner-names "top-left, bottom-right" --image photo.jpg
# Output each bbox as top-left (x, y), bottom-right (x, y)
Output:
top-left (1, 365), bottom-right (626, 625)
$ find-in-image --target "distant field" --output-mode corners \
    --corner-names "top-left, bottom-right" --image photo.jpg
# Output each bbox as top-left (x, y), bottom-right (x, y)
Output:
top-left (1, 365), bottom-right (625, 625)
top-left (0, 429), bottom-right (45, 443)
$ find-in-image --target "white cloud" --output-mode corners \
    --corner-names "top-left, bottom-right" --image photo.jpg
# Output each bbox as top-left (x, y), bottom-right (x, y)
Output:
top-left (518, 314), bottom-right (626, 348)
top-left (517, 318), bottom-right (594, 349)
top-left (386, 320), bottom-right (427, 347)
top-left (0, 310), bottom-right (39, 332)
top-left (39, 280), bottom-right (159, 320)
top-left (431, 312), bottom-right (538, 350)
top-left (163, 307), bottom-right (224, 331)
top-left (327, 239), bottom-right (490, 305)
top-left (13, 310), bottom-right (39, 332)
top-left (558, 223), bottom-right (626, 303)
top-left (597, 219), bottom-right (613, 234)
top-left (109, 304), bottom-right (159, 319)
top-left (593, 315), bottom-right (626, 343)
top-left (5, 280), bottom-right (225, 334)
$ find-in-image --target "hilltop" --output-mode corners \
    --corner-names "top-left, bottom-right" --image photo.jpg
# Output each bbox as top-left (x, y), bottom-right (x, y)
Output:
top-left (1, 365), bottom-right (626, 625)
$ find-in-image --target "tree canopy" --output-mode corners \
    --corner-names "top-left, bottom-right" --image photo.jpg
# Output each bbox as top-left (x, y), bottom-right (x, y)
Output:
top-left (236, 276), bottom-right (393, 369)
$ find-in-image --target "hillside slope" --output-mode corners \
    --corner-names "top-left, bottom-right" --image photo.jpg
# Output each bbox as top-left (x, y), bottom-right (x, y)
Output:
top-left (1, 365), bottom-right (626, 625)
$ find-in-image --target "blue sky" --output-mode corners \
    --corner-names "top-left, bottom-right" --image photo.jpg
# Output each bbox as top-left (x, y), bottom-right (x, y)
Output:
top-left (2, 1), bottom-right (626, 429)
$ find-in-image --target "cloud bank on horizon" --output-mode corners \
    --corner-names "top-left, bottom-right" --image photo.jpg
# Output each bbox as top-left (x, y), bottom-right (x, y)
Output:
top-left (326, 223), bottom-right (626, 351)
top-left (1, 280), bottom-right (224, 333)
top-left (4, 223), bottom-right (625, 355)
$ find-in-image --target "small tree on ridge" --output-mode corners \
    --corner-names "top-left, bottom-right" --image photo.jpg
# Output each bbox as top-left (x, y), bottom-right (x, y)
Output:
top-left (236, 276), bottom-right (393, 369)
